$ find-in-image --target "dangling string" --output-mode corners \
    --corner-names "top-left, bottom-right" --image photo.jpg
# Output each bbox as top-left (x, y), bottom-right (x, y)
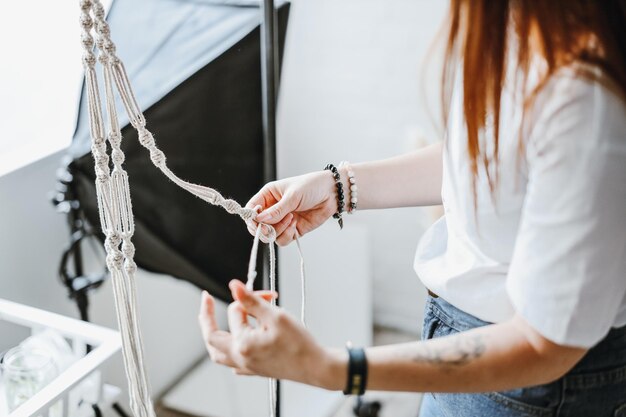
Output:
top-left (295, 233), bottom-right (306, 325)
top-left (246, 220), bottom-right (264, 291)
top-left (244, 222), bottom-right (305, 417)
top-left (79, 1), bottom-right (307, 416)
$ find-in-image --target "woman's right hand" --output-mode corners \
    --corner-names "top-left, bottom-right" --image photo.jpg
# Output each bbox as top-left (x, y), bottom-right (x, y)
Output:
top-left (245, 171), bottom-right (338, 246)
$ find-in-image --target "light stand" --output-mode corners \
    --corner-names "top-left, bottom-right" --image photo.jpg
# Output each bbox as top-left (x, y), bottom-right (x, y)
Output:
top-left (260, 0), bottom-right (281, 415)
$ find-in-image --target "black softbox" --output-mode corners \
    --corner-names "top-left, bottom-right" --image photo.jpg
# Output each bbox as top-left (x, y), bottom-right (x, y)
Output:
top-left (67, 1), bottom-right (289, 302)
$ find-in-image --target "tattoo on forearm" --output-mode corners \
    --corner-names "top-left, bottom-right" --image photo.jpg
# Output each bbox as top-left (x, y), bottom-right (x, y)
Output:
top-left (412, 333), bottom-right (486, 368)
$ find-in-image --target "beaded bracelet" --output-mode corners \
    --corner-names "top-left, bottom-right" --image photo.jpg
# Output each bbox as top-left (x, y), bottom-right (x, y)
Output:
top-left (324, 163), bottom-right (345, 229)
top-left (339, 161), bottom-right (357, 213)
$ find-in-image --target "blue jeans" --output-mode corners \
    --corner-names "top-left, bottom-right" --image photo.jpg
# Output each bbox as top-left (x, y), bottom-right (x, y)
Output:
top-left (419, 296), bottom-right (626, 417)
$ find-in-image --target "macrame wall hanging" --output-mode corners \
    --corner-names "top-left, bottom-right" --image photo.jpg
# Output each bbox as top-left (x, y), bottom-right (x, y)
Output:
top-left (78, 1), bottom-right (306, 416)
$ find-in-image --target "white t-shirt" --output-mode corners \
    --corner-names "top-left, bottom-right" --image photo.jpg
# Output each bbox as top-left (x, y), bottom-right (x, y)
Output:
top-left (414, 68), bottom-right (626, 348)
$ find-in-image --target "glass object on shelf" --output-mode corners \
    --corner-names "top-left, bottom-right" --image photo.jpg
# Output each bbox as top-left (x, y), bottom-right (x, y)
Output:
top-left (2, 346), bottom-right (59, 412)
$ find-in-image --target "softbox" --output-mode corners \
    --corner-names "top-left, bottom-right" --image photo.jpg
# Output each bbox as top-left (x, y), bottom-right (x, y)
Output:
top-left (67, 0), bottom-right (290, 302)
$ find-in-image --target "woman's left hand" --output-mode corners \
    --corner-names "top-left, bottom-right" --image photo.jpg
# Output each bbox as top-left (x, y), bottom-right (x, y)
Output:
top-left (198, 279), bottom-right (344, 390)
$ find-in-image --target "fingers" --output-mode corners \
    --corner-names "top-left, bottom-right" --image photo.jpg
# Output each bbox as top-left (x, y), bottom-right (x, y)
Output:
top-left (198, 291), bottom-right (219, 340)
top-left (208, 330), bottom-right (233, 353)
top-left (272, 213), bottom-right (293, 237)
top-left (248, 213), bottom-right (293, 241)
top-left (276, 220), bottom-right (298, 246)
top-left (227, 287), bottom-right (279, 336)
top-left (207, 330), bottom-right (238, 367)
top-left (199, 289), bottom-right (274, 344)
top-left (233, 368), bottom-right (256, 376)
top-left (200, 289), bottom-right (282, 375)
top-left (256, 290), bottom-right (279, 301)
top-left (227, 299), bottom-right (249, 336)
top-left (229, 280), bottom-right (276, 323)
top-left (255, 192), bottom-right (298, 225)
top-left (245, 186), bottom-right (273, 212)
top-left (198, 292), bottom-right (239, 367)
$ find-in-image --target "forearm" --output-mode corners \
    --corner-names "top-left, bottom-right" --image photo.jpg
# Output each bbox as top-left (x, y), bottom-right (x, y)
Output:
top-left (342, 142), bottom-right (443, 210)
top-left (318, 316), bottom-right (586, 393)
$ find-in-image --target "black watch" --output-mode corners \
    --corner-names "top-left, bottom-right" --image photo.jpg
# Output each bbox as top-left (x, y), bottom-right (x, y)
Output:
top-left (343, 344), bottom-right (368, 396)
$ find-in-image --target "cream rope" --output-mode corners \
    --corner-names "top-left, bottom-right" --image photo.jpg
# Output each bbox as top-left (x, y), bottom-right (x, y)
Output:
top-left (78, 1), bottom-right (306, 416)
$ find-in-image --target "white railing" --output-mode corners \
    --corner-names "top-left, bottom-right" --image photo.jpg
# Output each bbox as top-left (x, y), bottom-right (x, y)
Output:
top-left (0, 298), bottom-right (121, 417)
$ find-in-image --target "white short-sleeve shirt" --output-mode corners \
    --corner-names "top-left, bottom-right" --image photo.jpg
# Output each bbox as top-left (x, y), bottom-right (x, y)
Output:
top-left (414, 68), bottom-right (626, 348)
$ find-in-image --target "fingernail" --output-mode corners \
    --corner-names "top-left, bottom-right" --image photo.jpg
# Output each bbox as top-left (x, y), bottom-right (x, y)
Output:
top-left (229, 279), bottom-right (244, 291)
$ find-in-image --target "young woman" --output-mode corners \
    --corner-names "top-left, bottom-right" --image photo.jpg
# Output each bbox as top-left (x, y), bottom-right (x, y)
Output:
top-left (198, 1), bottom-right (626, 415)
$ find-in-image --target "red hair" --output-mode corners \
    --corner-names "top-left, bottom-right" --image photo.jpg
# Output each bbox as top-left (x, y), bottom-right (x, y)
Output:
top-left (442, 0), bottom-right (626, 195)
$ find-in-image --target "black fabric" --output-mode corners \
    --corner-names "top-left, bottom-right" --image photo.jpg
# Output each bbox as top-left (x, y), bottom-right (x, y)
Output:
top-left (71, 4), bottom-right (290, 302)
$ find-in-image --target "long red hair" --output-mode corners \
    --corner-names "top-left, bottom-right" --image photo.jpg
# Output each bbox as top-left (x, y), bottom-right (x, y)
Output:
top-left (442, 0), bottom-right (626, 194)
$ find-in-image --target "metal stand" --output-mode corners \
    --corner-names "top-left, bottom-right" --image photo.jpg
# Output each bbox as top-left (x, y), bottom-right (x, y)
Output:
top-left (51, 158), bottom-right (107, 324)
top-left (260, 0), bottom-right (281, 415)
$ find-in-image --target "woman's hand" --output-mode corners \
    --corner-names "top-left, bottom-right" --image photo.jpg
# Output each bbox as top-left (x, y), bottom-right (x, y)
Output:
top-left (198, 280), bottom-right (346, 389)
top-left (246, 171), bottom-right (337, 246)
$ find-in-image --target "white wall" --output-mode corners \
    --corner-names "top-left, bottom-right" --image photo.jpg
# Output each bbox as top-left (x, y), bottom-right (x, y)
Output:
top-left (0, 152), bottom-right (206, 410)
top-left (0, 1), bottom-right (99, 176)
top-left (277, 0), bottom-right (448, 333)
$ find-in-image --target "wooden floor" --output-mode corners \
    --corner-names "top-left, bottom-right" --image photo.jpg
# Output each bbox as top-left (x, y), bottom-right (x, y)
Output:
top-left (156, 326), bottom-right (423, 417)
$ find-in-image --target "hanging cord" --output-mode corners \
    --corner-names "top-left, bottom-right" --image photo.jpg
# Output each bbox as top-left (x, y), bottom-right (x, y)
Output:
top-left (246, 222), bottom-right (307, 326)
top-left (295, 233), bottom-right (306, 325)
top-left (78, 1), bottom-right (307, 416)
top-left (245, 221), bottom-right (307, 417)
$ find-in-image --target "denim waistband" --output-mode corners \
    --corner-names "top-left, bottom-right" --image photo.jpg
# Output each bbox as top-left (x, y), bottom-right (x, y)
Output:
top-left (426, 295), bottom-right (626, 377)
top-left (426, 294), bottom-right (492, 332)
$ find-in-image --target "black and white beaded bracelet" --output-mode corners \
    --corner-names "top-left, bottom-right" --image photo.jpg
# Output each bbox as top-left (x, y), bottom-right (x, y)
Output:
top-left (324, 163), bottom-right (345, 229)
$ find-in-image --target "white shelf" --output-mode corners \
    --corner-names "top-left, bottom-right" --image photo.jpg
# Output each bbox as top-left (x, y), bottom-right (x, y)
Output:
top-left (0, 298), bottom-right (121, 417)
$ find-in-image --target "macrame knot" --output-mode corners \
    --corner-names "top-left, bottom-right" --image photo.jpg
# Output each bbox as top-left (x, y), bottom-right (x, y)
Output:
top-left (122, 241), bottom-right (135, 258)
top-left (93, 2), bottom-right (106, 19)
top-left (125, 261), bottom-right (137, 275)
top-left (92, 140), bottom-right (106, 153)
top-left (239, 207), bottom-right (258, 222)
top-left (94, 153), bottom-right (109, 167)
top-left (83, 52), bottom-right (97, 68)
top-left (106, 253), bottom-right (124, 270)
top-left (95, 172), bottom-right (109, 183)
top-left (96, 37), bottom-right (105, 51)
top-left (81, 33), bottom-right (95, 50)
top-left (103, 39), bottom-right (116, 55)
top-left (79, 13), bottom-right (93, 30)
top-left (79, 0), bottom-right (92, 12)
top-left (112, 149), bottom-right (125, 166)
top-left (107, 233), bottom-right (122, 248)
top-left (98, 54), bottom-right (109, 65)
top-left (108, 132), bottom-right (122, 148)
top-left (222, 199), bottom-right (239, 213)
top-left (138, 130), bottom-right (155, 148)
top-left (150, 149), bottom-right (166, 167)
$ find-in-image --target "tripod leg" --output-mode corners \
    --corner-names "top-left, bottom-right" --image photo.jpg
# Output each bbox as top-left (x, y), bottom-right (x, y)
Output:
top-left (112, 402), bottom-right (131, 417)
